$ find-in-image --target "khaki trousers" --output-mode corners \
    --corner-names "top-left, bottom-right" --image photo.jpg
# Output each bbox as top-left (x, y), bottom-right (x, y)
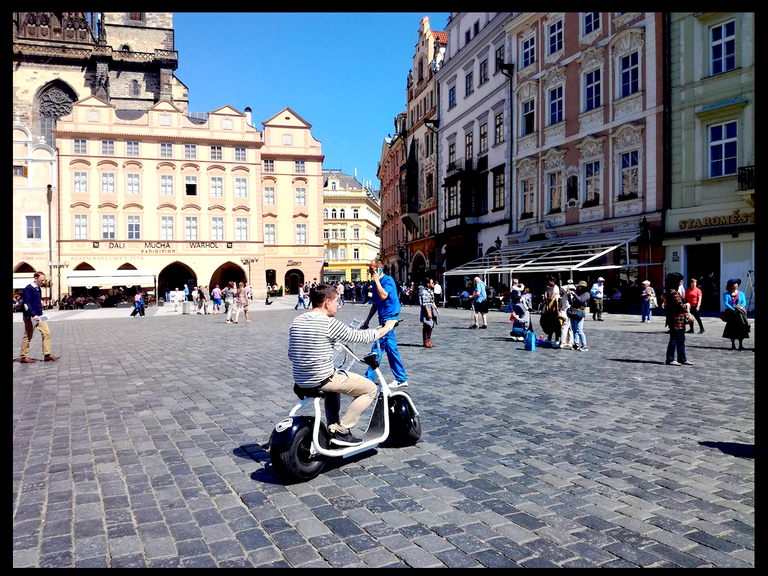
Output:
top-left (319, 370), bottom-right (377, 433)
top-left (21, 318), bottom-right (51, 358)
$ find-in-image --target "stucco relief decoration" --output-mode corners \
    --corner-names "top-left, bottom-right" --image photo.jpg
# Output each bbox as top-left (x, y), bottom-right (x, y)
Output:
top-left (615, 93), bottom-right (644, 117)
top-left (544, 123), bottom-right (565, 145)
top-left (578, 46), bottom-right (604, 75)
top-left (543, 148), bottom-right (566, 171)
top-left (580, 205), bottom-right (604, 223)
top-left (519, 135), bottom-right (537, 153)
top-left (612, 123), bottom-right (644, 152)
top-left (517, 81), bottom-right (538, 102)
top-left (517, 158), bottom-right (537, 179)
top-left (612, 28), bottom-right (644, 59)
top-left (614, 12), bottom-right (641, 27)
top-left (576, 136), bottom-right (606, 160)
top-left (614, 199), bottom-right (643, 217)
top-left (544, 66), bottom-right (566, 88)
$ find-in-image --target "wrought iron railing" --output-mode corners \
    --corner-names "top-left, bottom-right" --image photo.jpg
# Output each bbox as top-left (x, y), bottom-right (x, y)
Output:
top-left (738, 165), bottom-right (755, 191)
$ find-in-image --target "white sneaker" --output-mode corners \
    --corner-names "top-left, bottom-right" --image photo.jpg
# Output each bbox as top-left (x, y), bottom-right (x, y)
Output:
top-left (391, 380), bottom-right (408, 388)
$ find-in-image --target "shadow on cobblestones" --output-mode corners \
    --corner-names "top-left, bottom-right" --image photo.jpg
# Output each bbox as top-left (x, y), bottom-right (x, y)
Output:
top-left (699, 442), bottom-right (754, 459)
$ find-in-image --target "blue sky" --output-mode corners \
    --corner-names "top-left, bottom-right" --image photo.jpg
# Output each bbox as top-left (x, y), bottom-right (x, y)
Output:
top-left (174, 12), bottom-right (450, 190)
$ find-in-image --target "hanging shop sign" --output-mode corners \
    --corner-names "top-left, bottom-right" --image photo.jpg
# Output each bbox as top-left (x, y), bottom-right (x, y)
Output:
top-left (678, 210), bottom-right (754, 230)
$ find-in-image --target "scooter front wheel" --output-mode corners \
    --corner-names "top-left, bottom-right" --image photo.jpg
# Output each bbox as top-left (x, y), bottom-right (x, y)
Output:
top-left (270, 424), bottom-right (325, 483)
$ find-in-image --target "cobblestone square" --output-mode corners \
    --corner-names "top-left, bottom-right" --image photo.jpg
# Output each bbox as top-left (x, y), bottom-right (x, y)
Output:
top-left (12, 301), bottom-right (754, 567)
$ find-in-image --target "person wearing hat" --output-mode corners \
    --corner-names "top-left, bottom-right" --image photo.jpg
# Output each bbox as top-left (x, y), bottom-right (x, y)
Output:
top-left (590, 277), bottom-right (606, 321)
top-left (722, 278), bottom-right (749, 350)
top-left (567, 281), bottom-right (592, 351)
top-left (664, 273), bottom-right (693, 366)
top-left (558, 281), bottom-right (576, 349)
top-left (640, 280), bottom-right (656, 323)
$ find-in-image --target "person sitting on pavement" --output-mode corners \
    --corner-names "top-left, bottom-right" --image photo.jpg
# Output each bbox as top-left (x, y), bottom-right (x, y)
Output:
top-left (288, 284), bottom-right (396, 446)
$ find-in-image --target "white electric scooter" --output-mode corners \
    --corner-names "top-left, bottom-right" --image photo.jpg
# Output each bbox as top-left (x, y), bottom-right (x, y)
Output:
top-left (268, 320), bottom-right (421, 483)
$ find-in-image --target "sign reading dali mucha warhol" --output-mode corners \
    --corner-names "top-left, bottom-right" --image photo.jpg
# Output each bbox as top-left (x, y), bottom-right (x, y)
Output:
top-left (678, 210), bottom-right (754, 230)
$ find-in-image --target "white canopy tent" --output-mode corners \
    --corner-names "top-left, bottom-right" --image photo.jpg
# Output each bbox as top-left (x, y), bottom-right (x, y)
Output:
top-left (65, 269), bottom-right (157, 289)
top-left (444, 231), bottom-right (658, 278)
top-left (13, 273), bottom-right (35, 290)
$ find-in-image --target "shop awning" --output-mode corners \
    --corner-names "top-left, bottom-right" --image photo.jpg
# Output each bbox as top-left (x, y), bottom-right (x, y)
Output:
top-left (65, 269), bottom-right (156, 288)
top-left (13, 273), bottom-right (34, 290)
top-left (444, 231), bottom-right (656, 277)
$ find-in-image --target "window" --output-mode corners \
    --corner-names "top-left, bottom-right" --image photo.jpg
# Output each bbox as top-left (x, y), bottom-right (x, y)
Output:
top-left (126, 173), bottom-right (140, 194)
top-left (160, 216), bottom-right (174, 240)
top-left (235, 147), bottom-right (246, 162)
top-left (185, 216), bottom-right (199, 240)
top-left (548, 172), bottom-right (562, 212)
top-left (495, 113), bottom-right (504, 144)
top-left (295, 187), bottom-right (307, 206)
top-left (126, 141), bottom-right (139, 156)
top-left (549, 86), bottom-right (563, 125)
top-left (14, 166), bottom-right (24, 177)
top-left (711, 20), bottom-right (736, 75)
top-left (101, 215), bottom-right (115, 240)
top-left (160, 143), bottom-right (173, 158)
top-left (210, 177), bottom-right (223, 197)
top-left (294, 160), bottom-right (306, 174)
top-left (549, 19), bottom-right (563, 55)
top-left (480, 123), bottom-right (488, 153)
top-left (495, 45), bottom-right (505, 73)
top-left (101, 173), bottom-right (115, 194)
top-left (477, 59), bottom-right (488, 86)
top-left (159, 114), bottom-right (171, 126)
top-left (521, 179), bottom-right (534, 217)
top-left (465, 71), bottom-right (474, 96)
top-left (331, 248), bottom-right (338, 261)
top-left (466, 30), bottom-right (471, 45)
top-left (353, 227), bottom-right (360, 240)
top-left (522, 100), bottom-right (535, 136)
top-left (584, 12), bottom-right (600, 35)
top-left (353, 248), bottom-right (360, 260)
top-left (339, 208), bottom-right (346, 219)
top-left (184, 144), bottom-right (197, 159)
top-left (448, 86), bottom-right (456, 109)
top-left (74, 172), bottom-right (88, 193)
top-left (493, 170), bottom-right (505, 209)
top-left (74, 139), bottom-right (87, 154)
top-left (323, 228), bottom-right (329, 239)
top-left (448, 143), bottom-right (456, 167)
top-left (323, 208), bottom-right (328, 219)
top-left (185, 175), bottom-right (197, 196)
top-left (353, 208), bottom-right (359, 218)
top-left (236, 218), bottom-right (248, 241)
top-left (584, 160), bottom-right (601, 204)
top-left (131, 80), bottom-right (139, 97)
top-left (160, 174), bottom-right (174, 195)
top-left (522, 35), bottom-right (536, 69)
top-left (331, 229), bottom-right (338, 239)
top-left (235, 178), bottom-right (248, 198)
top-left (331, 181), bottom-right (337, 190)
top-left (127, 215), bottom-right (140, 240)
top-left (283, 134), bottom-right (293, 146)
top-left (26, 215), bottom-right (42, 240)
top-left (620, 52), bottom-right (639, 98)
top-left (340, 248), bottom-right (347, 260)
top-left (620, 151), bottom-right (640, 198)
top-left (426, 173), bottom-right (434, 198)
top-left (263, 159), bottom-right (275, 173)
top-left (465, 132), bottom-right (473, 160)
top-left (476, 177), bottom-right (488, 214)
top-left (339, 228), bottom-right (346, 239)
top-left (709, 121), bottom-right (738, 177)
top-left (211, 217), bottom-right (224, 241)
top-left (101, 140), bottom-right (114, 155)
top-left (585, 69), bottom-right (601, 111)
top-left (88, 110), bottom-right (100, 123)
top-left (264, 186), bottom-right (275, 205)
top-left (474, 21), bottom-right (480, 36)
top-left (129, 12), bottom-right (142, 20)
top-left (264, 223), bottom-right (276, 245)
top-left (210, 146), bottom-right (222, 161)
top-left (448, 184), bottom-right (458, 217)
top-left (296, 224), bottom-right (307, 245)
top-left (331, 208), bottom-right (337, 219)
top-left (74, 214), bottom-right (88, 239)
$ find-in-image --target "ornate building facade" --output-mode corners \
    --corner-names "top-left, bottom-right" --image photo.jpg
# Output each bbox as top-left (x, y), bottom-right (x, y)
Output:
top-left (322, 170), bottom-right (382, 284)
top-left (377, 112), bottom-right (408, 281)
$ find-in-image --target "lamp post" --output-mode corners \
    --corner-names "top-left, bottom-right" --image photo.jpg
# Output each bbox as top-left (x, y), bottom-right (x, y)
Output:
top-left (51, 260), bottom-right (69, 307)
top-left (240, 256), bottom-right (256, 288)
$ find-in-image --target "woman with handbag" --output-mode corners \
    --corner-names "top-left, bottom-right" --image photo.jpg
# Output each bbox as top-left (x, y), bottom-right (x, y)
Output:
top-left (567, 281), bottom-right (592, 351)
top-left (722, 279), bottom-right (749, 350)
top-left (640, 280), bottom-right (656, 323)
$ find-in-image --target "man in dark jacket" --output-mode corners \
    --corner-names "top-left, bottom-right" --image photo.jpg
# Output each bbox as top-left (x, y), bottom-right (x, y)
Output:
top-left (20, 271), bottom-right (59, 363)
top-left (665, 273), bottom-right (693, 366)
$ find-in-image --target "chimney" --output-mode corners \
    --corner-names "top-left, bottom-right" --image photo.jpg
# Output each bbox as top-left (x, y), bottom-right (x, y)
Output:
top-left (244, 107), bottom-right (252, 126)
top-left (354, 167), bottom-right (357, 178)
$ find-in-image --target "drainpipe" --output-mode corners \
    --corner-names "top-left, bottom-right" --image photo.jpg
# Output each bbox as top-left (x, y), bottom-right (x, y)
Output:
top-left (662, 12), bottom-right (672, 278)
top-left (47, 184), bottom-right (53, 307)
top-left (56, 146), bottom-right (62, 304)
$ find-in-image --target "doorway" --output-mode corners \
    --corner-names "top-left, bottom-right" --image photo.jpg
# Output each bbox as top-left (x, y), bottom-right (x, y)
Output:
top-left (284, 269), bottom-right (304, 295)
top-left (685, 243), bottom-right (720, 313)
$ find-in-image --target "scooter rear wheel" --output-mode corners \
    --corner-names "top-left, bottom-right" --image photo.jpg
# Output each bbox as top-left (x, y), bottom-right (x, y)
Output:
top-left (270, 424), bottom-right (325, 483)
top-left (388, 396), bottom-right (421, 446)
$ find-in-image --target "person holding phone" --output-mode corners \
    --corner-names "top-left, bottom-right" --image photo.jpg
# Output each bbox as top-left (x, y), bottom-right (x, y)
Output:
top-left (19, 271), bottom-right (59, 363)
top-left (361, 259), bottom-right (408, 386)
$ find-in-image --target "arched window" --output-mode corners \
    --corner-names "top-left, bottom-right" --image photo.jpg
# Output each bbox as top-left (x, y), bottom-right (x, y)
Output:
top-left (131, 80), bottom-right (140, 97)
top-left (282, 134), bottom-right (292, 146)
top-left (37, 81), bottom-right (77, 147)
top-left (331, 209), bottom-right (337, 219)
top-left (121, 44), bottom-right (132, 51)
top-left (323, 208), bottom-right (328, 219)
top-left (339, 208), bottom-right (346, 219)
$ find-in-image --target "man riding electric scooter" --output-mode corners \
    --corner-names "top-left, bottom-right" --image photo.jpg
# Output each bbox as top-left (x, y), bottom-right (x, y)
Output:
top-left (288, 284), bottom-right (397, 446)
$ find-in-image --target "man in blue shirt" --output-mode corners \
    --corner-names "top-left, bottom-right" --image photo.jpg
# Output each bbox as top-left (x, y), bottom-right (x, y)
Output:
top-left (590, 277), bottom-right (605, 321)
top-left (469, 276), bottom-right (489, 329)
top-left (19, 271), bottom-right (59, 363)
top-left (361, 259), bottom-right (407, 385)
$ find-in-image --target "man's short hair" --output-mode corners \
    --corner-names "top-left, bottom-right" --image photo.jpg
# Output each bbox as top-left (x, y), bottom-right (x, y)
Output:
top-left (310, 284), bottom-right (337, 307)
top-left (370, 258), bottom-right (384, 269)
top-left (690, 278), bottom-right (697, 283)
top-left (34, 271), bottom-right (45, 278)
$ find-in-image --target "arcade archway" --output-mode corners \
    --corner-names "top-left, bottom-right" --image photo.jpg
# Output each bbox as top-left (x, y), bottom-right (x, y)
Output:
top-left (411, 253), bottom-right (427, 285)
top-left (209, 261), bottom-right (246, 291)
top-left (158, 261), bottom-right (197, 301)
top-left (285, 269), bottom-right (304, 295)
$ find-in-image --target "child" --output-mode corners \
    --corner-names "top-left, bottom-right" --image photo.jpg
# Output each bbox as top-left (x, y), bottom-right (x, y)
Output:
top-left (509, 303), bottom-right (529, 341)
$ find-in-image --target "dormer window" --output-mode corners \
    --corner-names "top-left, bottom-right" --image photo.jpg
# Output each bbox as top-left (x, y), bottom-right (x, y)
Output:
top-left (283, 134), bottom-right (293, 146)
top-left (121, 45), bottom-right (131, 52)
top-left (331, 182), bottom-right (337, 190)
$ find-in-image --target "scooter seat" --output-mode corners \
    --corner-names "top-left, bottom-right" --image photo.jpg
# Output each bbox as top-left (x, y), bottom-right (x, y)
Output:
top-left (293, 384), bottom-right (326, 399)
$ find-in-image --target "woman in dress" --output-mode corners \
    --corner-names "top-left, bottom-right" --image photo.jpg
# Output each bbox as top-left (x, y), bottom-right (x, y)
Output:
top-left (722, 279), bottom-right (749, 350)
top-left (567, 281), bottom-right (592, 351)
top-left (640, 280), bottom-right (656, 323)
top-left (234, 282), bottom-right (251, 324)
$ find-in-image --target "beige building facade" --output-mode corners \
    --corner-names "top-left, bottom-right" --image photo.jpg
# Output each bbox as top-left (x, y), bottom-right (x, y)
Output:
top-left (322, 170), bottom-right (382, 283)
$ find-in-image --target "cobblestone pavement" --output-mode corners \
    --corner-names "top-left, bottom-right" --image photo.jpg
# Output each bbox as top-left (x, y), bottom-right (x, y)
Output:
top-left (12, 303), bottom-right (754, 567)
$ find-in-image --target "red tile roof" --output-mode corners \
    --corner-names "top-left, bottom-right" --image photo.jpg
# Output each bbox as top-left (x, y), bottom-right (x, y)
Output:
top-left (432, 31), bottom-right (447, 44)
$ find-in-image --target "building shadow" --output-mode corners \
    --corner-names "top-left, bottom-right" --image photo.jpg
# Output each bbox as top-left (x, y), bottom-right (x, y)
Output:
top-left (607, 358), bottom-right (667, 365)
top-left (699, 441), bottom-right (754, 459)
top-left (687, 345), bottom-right (754, 352)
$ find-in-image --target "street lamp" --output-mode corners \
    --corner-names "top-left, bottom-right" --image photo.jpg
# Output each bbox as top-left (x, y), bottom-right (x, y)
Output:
top-left (495, 236), bottom-right (502, 250)
top-left (240, 256), bottom-right (257, 287)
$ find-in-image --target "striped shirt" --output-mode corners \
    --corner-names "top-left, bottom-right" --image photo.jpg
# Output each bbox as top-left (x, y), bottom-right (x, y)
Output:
top-left (419, 287), bottom-right (435, 307)
top-left (289, 312), bottom-right (380, 387)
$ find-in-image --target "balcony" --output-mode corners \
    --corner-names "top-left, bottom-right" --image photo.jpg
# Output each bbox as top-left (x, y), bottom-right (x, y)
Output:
top-left (738, 165), bottom-right (755, 207)
top-left (446, 157), bottom-right (473, 178)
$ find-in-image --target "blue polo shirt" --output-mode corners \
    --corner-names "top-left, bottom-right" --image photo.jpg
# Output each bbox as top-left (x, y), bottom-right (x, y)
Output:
top-left (474, 281), bottom-right (487, 303)
top-left (371, 274), bottom-right (401, 322)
